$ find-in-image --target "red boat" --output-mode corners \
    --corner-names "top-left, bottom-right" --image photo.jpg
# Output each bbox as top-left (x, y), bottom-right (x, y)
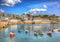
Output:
top-left (47, 31), bottom-right (52, 35)
top-left (10, 32), bottom-right (15, 38)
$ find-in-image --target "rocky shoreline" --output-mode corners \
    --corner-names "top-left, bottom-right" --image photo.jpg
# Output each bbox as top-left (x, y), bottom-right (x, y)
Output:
top-left (0, 21), bottom-right (60, 30)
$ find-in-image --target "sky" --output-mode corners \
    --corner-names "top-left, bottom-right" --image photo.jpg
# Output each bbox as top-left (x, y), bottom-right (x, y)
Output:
top-left (0, 0), bottom-right (60, 16)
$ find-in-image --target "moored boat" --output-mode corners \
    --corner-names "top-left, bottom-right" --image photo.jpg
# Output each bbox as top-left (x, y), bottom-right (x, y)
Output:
top-left (25, 30), bottom-right (29, 34)
top-left (10, 32), bottom-right (15, 38)
top-left (47, 31), bottom-right (52, 35)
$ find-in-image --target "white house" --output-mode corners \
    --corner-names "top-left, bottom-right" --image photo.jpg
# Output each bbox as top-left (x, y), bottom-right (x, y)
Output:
top-left (10, 19), bottom-right (18, 22)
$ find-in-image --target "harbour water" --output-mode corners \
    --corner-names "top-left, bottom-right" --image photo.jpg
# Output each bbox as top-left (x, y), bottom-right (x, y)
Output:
top-left (0, 24), bottom-right (60, 42)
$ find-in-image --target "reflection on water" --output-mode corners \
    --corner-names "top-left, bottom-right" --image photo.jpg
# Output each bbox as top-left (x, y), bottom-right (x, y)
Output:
top-left (0, 24), bottom-right (60, 42)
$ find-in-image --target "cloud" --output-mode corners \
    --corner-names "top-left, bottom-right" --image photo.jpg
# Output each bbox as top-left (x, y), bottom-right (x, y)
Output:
top-left (0, 9), bottom-right (4, 13)
top-left (25, 4), bottom-right (47, 14)
top-left (1, 0), bottom-right (21, 7)
top-left (43, 5), bottom-right (47, 8)
top-left (25, 8), bottom-right (47, 14)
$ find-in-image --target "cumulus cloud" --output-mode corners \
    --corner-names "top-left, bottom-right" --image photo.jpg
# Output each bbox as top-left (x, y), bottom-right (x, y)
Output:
top-left (25, 8), bottom-right (47, 14)
top-left (1, 0), bottom-right (21, 7)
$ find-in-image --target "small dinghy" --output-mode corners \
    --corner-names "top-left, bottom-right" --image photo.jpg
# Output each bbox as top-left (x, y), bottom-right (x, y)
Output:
top-left (34, 32), bottom-right (38, 37)
top-left (39, 32), bottom-right (43, 36)
top-left (25, 30), bottom-right (29, 34)
top-left (10, 32), bottom-right (15, 38)
top-left (47, 31), bottom-right (52, 37)
top-left (47, 31), bottom-right (52, 35)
